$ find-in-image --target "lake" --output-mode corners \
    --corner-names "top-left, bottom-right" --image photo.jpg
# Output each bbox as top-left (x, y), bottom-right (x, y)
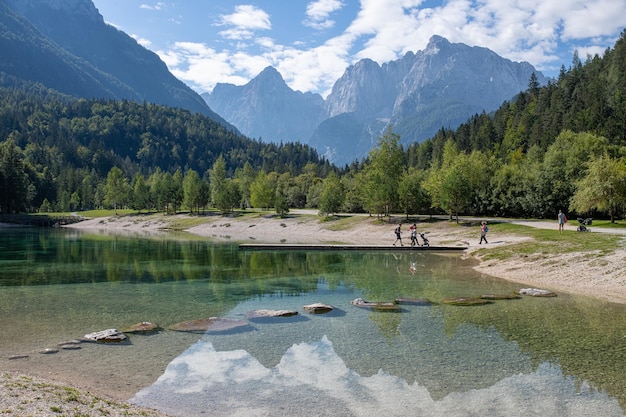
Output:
top-left (0, 227), bottom-right (624, 416)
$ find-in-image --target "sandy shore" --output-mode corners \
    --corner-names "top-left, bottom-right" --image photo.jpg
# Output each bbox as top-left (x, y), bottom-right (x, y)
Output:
top-left (3, 211), bottom-right (626, 415)
top-left (64, 211), bottom-right (626, 304)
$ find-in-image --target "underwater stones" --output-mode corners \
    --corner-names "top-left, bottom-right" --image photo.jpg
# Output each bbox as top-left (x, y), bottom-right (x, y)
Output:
top-left (58, 340), bottom-right (82, 350)
top-left (8, 354), bottom-right (29, 360)
top-left (121, 321), bottom-right (161, 334)
top-left (442, 297), bottom-right (493, 306)
top-left (168, 317), bottom-right (250, 334)
top-left (350, 298), bottom-right (400, 311)
top-left (480, 294), bottom-right (521, 300)
top-left (82, 329), bottom-right (127, 343)
top-left (517, 288), bottom-right (557, 297)
top-left (303, 303), bottom-right (334, 314)
top-left (394, 297), bottom-right (432, 306)
top-left (245, 309), bottom-right (299, 319)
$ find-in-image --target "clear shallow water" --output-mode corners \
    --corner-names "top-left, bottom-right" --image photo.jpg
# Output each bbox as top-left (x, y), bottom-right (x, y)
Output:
top-left (0, 228), bottom-right (625, 416)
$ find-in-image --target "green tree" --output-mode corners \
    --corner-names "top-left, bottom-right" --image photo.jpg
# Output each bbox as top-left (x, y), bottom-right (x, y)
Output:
top-left (537, 131), bottom-right (608, 216)
top-left (210, 155), bottom-right (231, 212)
top-left (318, 172), bottom-right (344, 216)
top-left (362, 127), bottom-right (405, 219)
top-left (569, 153), bottom-right (626, 222)
top-left (250, 170), bottom-right (275, 209)
top-left (425, 141), bottom-right (472, 222)
top-left (104, 166), bottom-right (128, 214)
top-left (398, 168), bottom-right (430, 219)
top-left (0, 138), bottom-right (30, 213)
top-left (274, 190), bottom-right (290, 218)
top-left (234, 161), bottom-right (255, 209)
top-left (182, 169), bottom-right (204, 213)
top-left (130, 173), bottom-right (150, 212)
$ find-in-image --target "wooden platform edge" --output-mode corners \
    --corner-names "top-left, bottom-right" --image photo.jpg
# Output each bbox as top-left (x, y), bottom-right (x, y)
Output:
top-left (239, 244), bottom-right (467, 251)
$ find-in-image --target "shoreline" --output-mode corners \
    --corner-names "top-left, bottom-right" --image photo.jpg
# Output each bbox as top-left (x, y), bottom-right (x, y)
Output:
top-left (2, 212), bottom-right (625, 415)
top-left (64, 211), bottom-right (626, 305)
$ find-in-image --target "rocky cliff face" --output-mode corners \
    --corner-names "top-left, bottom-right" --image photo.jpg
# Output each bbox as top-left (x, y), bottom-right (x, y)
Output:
top-left (203, 67), bottom-right (326, 142)
top-left (1, 0), bottom-right (234, 129)
top-left (205, 36), bottom-right (547, 165)
top-left (311, 35), bottom-right (549, 163)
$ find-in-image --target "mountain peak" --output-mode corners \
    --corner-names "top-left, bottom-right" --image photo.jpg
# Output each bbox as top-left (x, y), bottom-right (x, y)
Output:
top-left (256, 66), bottom-right (285, 83)
top-left (5, 0), bottom-right (103, 22)
top-left (424, 35), bottom-right (451, 54)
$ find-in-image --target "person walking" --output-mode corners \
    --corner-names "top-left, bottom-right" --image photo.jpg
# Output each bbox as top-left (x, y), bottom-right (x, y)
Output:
top-left (479, 221), bottom-right (488, 244)
top-left (393, 224), bottom-right (403, 246)
top-left (410, 223), bottom-right (418, 247)
top-left (558, 210), bottom-right (567, 233)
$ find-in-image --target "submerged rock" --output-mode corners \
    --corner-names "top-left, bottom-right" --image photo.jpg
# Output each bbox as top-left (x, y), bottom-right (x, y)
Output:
top-left (350, 298), bottom-right (400, 311)
top-left (303, 303), bottom-right (334, 314)
top-left (8, 354), bottom-right (29, 360)
top-left (121, 321), bottom-right (161, 334)
top-left (82, 329), bottom-right (127, 343)
top-left (168, 317), bottom-right (250, 334)
top-left (517, 288), bottom-right (557, 297)
top-left (480, 294), bottom-right (521, 300)
top-left (442, 297), bottom-right (493, 306)
top-left (245, 309), bottom-right (299, 319)
top-left (394, 298), bottom-right (432, 305)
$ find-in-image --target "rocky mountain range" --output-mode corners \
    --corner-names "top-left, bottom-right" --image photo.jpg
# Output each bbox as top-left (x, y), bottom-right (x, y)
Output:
top-left (2, 0), bottom-right (549, 165)
top-left (0, 0), bottom-right (235, 130)
top-left (204, 36), bottom-right (549, 165)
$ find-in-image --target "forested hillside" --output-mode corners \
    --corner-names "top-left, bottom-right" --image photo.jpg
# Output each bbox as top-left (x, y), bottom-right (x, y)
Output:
top-left (0, 83), bottom-right (331, 214)
top-left (392, 30), bottom-right (626, 220)
top-left (1, 31), bottom-right (626, 220)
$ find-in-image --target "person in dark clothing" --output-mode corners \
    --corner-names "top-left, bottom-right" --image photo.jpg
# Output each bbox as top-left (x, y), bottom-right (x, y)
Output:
top-left (393, 224), bottom-right (403, 246)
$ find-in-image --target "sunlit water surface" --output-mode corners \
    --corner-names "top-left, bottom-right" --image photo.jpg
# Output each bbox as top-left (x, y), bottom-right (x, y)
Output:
top-left (0, 228), bottom-right (624, 417)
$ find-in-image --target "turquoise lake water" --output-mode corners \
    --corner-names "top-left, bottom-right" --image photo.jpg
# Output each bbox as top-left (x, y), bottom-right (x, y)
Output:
top-left (0, 227), bottom-right (624, 416)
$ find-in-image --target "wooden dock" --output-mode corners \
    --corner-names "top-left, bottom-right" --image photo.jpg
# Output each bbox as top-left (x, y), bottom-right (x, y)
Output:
top-left (239, 244), bottom-right (467, 251)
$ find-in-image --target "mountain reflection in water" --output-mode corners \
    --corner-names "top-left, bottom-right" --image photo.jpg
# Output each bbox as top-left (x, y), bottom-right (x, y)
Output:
top-left (132, 337), bottom-right (621, 417)
top-left (131, 292), bottom-right (623, 417)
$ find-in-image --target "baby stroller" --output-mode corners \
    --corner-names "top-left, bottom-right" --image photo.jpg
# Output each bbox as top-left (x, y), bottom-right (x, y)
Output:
top-left (577, 217), bottom-right (592, 232)
top-left (419, 232), bottom-right (430, 247)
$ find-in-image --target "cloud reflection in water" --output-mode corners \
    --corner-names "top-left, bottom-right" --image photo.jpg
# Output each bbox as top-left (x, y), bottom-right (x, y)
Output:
top-left (131, 335), bottom-right (623, 417)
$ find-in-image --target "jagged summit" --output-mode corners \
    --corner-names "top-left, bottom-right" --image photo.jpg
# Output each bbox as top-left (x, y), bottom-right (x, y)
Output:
top-left (204, 35), bottom-right (547, 164)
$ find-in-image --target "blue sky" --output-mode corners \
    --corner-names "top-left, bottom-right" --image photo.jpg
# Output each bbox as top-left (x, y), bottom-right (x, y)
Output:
top-left (91, 0), bottom-right (626, 97)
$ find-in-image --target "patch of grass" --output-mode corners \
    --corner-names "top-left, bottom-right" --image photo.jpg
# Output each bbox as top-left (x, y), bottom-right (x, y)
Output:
top-left (322, 215), bottom-right (368, 231)
top-left (478, 223), bottom-right (622, 262)
top-left (587, 219), bottom-right (626, 229)
top-left (164, 216), bottom-right (212, 230)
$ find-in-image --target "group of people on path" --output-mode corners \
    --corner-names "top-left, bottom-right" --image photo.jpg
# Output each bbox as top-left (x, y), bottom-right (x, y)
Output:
top-left (392, 223), bottom-right (428, 247)
top-left (393, 209), bottom-right (569, 248)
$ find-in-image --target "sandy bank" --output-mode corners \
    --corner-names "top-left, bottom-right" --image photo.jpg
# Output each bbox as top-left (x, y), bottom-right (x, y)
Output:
top-left (65, 211), bottom-right (626, 305)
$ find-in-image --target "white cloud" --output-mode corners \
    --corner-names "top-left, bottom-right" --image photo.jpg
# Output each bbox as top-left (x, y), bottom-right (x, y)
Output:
top-left (304, 0), bottom-right (344, 30)
top-left (159, 0), bottom-right (626, 96)
top-left (132, 337), bottom-right (623, 416)
top-left (131, 35), bottom-right (152, 48)
top-left (218, 5), bottom-right (271, 31)
top-left (140, 2), bottom-right (165, 11)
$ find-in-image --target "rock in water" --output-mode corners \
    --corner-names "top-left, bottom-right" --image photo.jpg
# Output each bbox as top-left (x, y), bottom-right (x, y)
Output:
top-left (245, 309), bottom-right (299, 319)
top-left (350, 298), bottom-right (400, 311)
top-left (168, 317), bottom-right (250, 334)
top-left (442, 297), bottom-right (493, 306)
top-left (480, 294), bottom-right (521, 300)
top-left (83, 329), bottom-right (127, 343)
top-left (303, 303), bottom-right (334, 314)
top-left (121, 322), bottom-right (161, 334)
top-left (394, 298), bottom-right (432, 305)
top-left (517, 288), bottom-right (557, 297)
